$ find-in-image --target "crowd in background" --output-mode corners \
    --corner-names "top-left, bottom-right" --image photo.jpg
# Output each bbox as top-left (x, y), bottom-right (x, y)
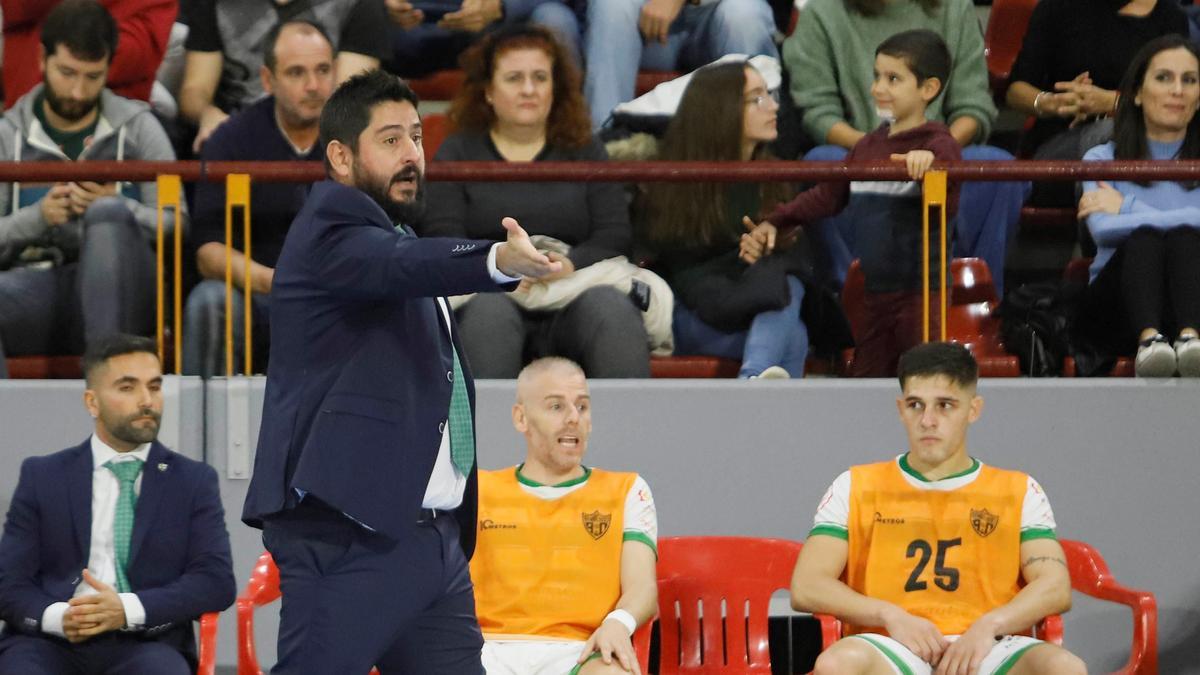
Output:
top-left (0, 0), bottom-right (1198, 381)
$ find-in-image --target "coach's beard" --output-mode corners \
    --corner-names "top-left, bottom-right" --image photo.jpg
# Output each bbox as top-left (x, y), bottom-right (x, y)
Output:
top-left (359, 165), bottom-right (426, 226)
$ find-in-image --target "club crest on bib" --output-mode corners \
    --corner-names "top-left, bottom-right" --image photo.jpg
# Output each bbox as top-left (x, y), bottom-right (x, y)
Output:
top-left (582, 510), bottom-right (611, 540)
top-left (970, 508), bottom-right (999, 537)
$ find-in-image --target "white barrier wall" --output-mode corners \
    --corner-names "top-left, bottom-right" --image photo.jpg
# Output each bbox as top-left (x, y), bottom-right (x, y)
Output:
top-left (1, 378), bottom-right (1197, 673)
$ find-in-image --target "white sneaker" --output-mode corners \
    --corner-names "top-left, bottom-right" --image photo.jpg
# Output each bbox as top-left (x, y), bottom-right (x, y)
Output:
top-left (1175, 336), bottom-right (1200, 377)
top-left (752, 366), bottom-right (791, 380)
top-left (1135, 334), bottom-right (1176, 378)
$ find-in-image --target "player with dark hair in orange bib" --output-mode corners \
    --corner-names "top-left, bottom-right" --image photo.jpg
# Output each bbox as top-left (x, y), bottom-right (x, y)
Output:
top-left (790, 342), bottom-right (1087, 675)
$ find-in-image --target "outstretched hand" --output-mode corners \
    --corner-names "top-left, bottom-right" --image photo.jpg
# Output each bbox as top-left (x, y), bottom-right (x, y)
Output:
top-left (495, 217), bottom-right (563, 279)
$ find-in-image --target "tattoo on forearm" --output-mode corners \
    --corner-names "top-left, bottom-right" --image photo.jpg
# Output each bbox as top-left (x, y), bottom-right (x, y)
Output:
top-left (1022, 556), bottom-right (1067, 569)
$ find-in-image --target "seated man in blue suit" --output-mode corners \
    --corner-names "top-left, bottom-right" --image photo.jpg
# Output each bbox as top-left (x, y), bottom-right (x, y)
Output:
top-left (0, 334), bottom-right (237, 674)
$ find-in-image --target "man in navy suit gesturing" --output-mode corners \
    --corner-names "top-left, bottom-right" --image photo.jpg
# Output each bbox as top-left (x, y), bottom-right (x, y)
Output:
top-left (242, 69), bottom-right (563, 674)
top-left (0, 334), bottom-right (237, 674)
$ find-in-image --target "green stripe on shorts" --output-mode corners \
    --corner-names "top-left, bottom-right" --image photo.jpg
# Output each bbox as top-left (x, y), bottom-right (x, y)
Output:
top-left (992, 642), bottom-right (1040, 675)
top-left (568, 651), bottom-right (601, 675)
top-left (850, 635), bottom-right (916, 675)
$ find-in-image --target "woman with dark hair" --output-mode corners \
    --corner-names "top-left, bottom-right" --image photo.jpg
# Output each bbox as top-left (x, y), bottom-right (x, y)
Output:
top-left (1077, 34), bottom-right (1200, 377)
top-left (1008, 0), bottom-right (1187, 161)
top-left (420, 24), bottom-right (650, 378)
top-left (641, 62), bottom-right (812, 379)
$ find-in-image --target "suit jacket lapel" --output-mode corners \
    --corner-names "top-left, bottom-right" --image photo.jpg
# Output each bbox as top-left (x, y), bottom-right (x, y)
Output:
top-left (67, 442), bottom-right (93, 561)
top-left (129, 442), bottom-right (169, 566)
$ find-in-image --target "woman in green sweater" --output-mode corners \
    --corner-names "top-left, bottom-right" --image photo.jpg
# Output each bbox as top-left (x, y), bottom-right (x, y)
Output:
top-left (784, 0), bottom-right (1027, 296)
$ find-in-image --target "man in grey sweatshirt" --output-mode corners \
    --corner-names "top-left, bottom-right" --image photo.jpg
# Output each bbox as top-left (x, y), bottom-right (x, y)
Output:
top-left (0, 0), bottom-right (180, 378)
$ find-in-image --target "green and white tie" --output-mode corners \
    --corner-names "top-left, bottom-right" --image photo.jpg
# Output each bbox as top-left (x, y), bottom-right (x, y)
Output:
top-left (105, 458), bottom-right (143, 593)
top-left (449, 348), bottom-right (475, 475)
top-left (395, 222), bottom-right (474, 474)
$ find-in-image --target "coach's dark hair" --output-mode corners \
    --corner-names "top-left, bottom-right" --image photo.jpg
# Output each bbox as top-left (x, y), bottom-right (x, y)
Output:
top-left (320, 70), bottom-right (420, 174)
top-left (876, 29), bottom-right (951, 102)
top-left (82, 334), bottom-right (160, 385)
top-left (263, 19), bottom-right (335, 73)
top-left (41, 0), bottom-right (118, 63)
top-left (896, 342), bottom-right (978, 390)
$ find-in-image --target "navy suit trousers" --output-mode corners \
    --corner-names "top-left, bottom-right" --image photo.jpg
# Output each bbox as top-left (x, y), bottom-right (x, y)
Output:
top-left (262, 501), bottom-right (484, 674)
top-left (0, 631), bottom-right (190, 675)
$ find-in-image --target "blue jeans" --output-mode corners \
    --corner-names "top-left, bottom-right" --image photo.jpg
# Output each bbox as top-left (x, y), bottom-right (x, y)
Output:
top-left (803, 144), bottom-right (1030, 297)
top-left (672, 276), bottom-right (809, 377)
top-left (389, 0), bottom-right (582, 77)
top-left (0, 197), bottom-right (154, 374)
top-left (583, 0), bottom-right (777, 128)
top-left (182, 279), bottom-right (271, 376)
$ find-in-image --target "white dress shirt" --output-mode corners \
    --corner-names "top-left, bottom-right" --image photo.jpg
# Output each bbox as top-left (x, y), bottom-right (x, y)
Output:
top-left (421, 244), bottom-right (520, 510)
top-left (41, 435), bottom-right (150, 636)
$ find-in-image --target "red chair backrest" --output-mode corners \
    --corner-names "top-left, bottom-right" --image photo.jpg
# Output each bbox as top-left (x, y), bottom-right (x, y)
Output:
top-left (655, 536), bottom-right (802, 674)
top-left (984, 0), bottom-right (1039, 93)
top-left (422, 112), bottom-right (452, 160)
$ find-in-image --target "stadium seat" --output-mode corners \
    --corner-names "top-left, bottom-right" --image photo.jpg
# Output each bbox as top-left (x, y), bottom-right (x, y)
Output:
top-left (816, 539), bottom-right (1157, 675)
top-left (841, 259), bottom-right (1019, 376)
top-left (236, 550), bottom-right (651, 673)
top-left (4, 355), bottom-right (83, 379)
top-left (650, 355), bottom-right (741, 378)
top-left (236, 551), bottom-right (380, 675)
top-left (1060, 258), bottom-right (1133, 377)
top-left (196, 612), bottom-right (219, 675)
top-left (421, 112), bottom-right (452, 159)
top-left (653, 536), bottom-right (839, 674)
top-left (983, 0), bottom-right (1038, 100)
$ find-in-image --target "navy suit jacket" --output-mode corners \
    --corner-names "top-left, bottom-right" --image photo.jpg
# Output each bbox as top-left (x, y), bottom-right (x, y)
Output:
top-left (242, 180), bottom-right (512, 554)
top-left (0, 440), bottom-right (237, 663)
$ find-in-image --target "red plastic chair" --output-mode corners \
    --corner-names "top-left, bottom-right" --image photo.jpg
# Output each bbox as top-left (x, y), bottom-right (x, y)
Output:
top-left (236, 551), bottom-right (380, 675)
top-left (196, 612), bottom-right (219, 675)
top-left (817, 539), bottom-right (1157, 675)
top-left (653, 536), bottom-right (838, 674)
top-left (421, 112), bottom-right (452, 159)
top-left (841, 259), bottom-right (1019, 376)
top-left (983, 0), bottom-right (1038, 100)
top-left (4, 355), bottom-right (83, 378)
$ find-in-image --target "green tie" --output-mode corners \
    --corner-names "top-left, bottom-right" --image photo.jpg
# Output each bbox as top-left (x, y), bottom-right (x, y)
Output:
top-left (449, 346), bottom-right (475, 475)
top-left (104, 458), bottom-right (143, 593)
top-left (397, 223), bottom-right (474, 474)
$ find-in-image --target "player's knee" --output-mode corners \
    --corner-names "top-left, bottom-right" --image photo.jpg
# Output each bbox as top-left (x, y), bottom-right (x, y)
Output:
top-left (578, 658), bottom-right (638, 675)
top-left (813, 640), bottom-right (874, 675)
top-left (1035, 648), bottom-right (1087, 675)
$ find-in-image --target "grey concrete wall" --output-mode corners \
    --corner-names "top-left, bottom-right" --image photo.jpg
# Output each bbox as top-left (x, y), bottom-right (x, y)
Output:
top-left (1, 378), bottom-right (1197, 673)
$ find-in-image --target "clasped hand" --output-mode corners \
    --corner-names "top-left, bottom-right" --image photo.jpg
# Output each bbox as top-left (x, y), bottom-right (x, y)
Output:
top-left (63, 569), bottom-right (127, 643)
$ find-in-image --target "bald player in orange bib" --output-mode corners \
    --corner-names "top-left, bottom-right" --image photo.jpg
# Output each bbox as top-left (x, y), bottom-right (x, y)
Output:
top-left (470, 357), bottom-right (657, 675)
top-left (790, 342), bottom-right (1087, 675)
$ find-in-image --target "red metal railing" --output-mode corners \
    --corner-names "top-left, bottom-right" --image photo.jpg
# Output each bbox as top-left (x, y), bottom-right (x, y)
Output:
top-left (6, 159), bottom-right (1200, 183)
top-left (7, 158), bottom-right (1195, 375)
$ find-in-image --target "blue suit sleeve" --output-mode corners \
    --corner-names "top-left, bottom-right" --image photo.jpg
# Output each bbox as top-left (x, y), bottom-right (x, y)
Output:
top-left (135, 464), bottom-right (236, 629)
top-left (0, 459), bottom-right (62, 632)
top-left (308, 199), bottom-right (509, 301)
